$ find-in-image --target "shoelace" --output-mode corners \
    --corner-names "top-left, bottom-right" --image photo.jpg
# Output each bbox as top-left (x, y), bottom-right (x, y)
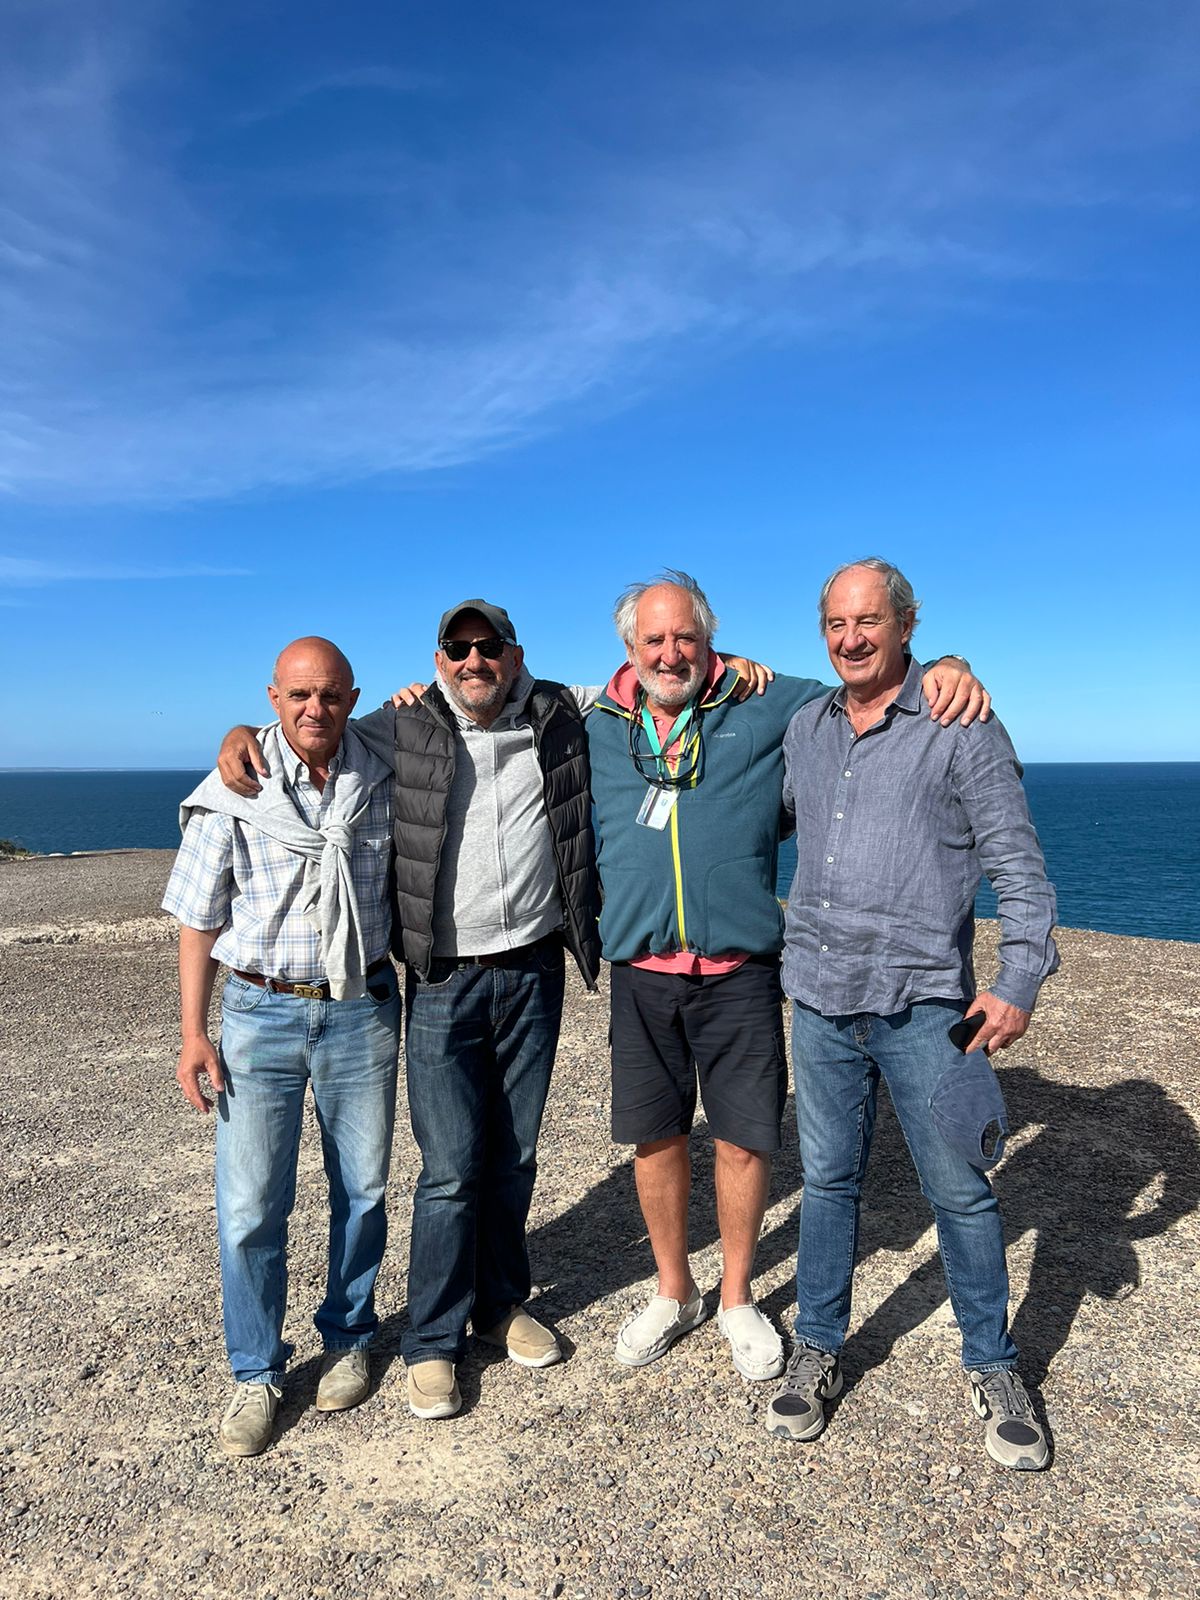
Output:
top-left (229, 1383), bottom-right (280, 1416)
top-left (977, 1369), bottom-right (1032, 1420)
top-left (778, 1346), bottom-right (833, 1394)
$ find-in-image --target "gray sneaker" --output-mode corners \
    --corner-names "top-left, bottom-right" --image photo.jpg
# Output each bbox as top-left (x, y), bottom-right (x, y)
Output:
top-left (316, 1347), bottom-right (370, 1412)
top-left (968, 1369), bottom-right (1049, 1470)
top-left (219, 1382), bottom-right (282, 1456)
top-left (614, 1286), bottom-right (708, 1368)
top-left (765, 1345), bottom-right (843, 1442)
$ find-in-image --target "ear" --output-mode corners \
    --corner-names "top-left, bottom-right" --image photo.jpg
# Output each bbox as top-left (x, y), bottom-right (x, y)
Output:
top-left (267, 684), bottom-right (281, 715)
top-left (512, 644), bottom-right (525, 673)
top-left (900, 609), bottom-right (916, 644)
top-left (348, 686), bottom-right (361, 712)
top-left (434, 648), bottom-right (446, 676)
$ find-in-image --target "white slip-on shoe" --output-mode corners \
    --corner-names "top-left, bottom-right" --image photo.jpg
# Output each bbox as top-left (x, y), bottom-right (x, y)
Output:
top-left (614, 1285), bottom-right (708, 1368)
top-left (717, 1303), bottom-right (785, 1381)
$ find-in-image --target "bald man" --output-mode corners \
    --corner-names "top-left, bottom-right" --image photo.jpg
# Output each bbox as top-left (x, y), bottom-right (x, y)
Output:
top-left (163, 637), bottom-right (400, 1456)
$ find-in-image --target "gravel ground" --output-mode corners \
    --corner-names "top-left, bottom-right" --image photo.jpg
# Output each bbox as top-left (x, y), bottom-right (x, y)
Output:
top-left (1, 851), bottom-right (1198, 1600)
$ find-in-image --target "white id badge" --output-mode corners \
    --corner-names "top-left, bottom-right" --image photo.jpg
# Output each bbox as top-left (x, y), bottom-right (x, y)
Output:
top-left (636, 785), bottom-right (678, 830)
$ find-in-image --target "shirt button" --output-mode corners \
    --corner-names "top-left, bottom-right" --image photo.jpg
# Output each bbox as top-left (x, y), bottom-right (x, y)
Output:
top-left (821, 944), bottom-right (828, 952)
top-left (822, 901), bottom-right (830, 909)
top-left (826, 856), bottom-right (834, 864)
top-left (835, 812), bottom-right (844, 820)
top-left (844, 770), bottom-right (852, 778)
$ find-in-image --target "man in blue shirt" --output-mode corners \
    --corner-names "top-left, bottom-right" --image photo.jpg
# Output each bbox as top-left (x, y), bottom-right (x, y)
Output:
top-left (767, 559), bottom-right (1059, 1469)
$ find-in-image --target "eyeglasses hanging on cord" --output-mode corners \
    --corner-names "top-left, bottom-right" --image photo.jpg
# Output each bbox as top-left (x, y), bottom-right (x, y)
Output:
top-left (627, 693), bottom-right (706, 790)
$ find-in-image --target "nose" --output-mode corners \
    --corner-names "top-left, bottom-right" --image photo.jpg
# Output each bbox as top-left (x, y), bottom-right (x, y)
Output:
top-left (842, 623), bottom-right (865, 652)
top-left (659, 636), bottom-right (682, 666)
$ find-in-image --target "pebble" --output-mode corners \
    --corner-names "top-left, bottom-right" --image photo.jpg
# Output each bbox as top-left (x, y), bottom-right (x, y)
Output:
top-left (1, 873), bottom-right (1196, 1600)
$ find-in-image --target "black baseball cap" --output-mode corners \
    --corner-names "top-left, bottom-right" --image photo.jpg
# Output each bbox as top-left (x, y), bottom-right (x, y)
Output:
top-left (930, 1052), bottom-right (1011, 1170)
top-left (437, 598), bottom-right (518, 646)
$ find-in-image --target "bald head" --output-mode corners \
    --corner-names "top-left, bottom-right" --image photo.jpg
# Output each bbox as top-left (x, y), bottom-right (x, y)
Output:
top-left (272, 636), bottom-right (354, 689)
top-left (267, 636), bottom-right (359, 772)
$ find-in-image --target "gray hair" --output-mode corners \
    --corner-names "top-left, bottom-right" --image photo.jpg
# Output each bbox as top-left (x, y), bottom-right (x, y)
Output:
top-left (817, 557), bottom-right (921, 635)
top-left (613, 569), bottom-right (720, 646)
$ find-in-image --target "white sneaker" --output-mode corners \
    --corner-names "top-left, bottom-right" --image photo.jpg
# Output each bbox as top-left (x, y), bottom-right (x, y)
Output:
top-left (614, 1285), bottom-right (708, 1367)
top-left (718, 1303), bottom-right (785, 1380)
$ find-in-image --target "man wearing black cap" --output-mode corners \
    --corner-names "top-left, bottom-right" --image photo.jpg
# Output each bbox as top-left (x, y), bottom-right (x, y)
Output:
top-left (376, 600), bottom-right (601, 1419)
top-left (219, 599), bottom-right (601, 1421)
top-left (765, 558), bottom-right (1059, 1469)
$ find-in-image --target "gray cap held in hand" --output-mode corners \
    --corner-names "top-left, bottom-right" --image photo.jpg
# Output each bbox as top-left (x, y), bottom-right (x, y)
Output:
top-left (930, 1052), bottom-right (1011, 1170)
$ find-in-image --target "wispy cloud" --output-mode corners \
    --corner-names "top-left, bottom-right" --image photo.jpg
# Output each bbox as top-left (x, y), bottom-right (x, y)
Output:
top-left (229, 64), bottom-right (440, 129)
top-left (1, 1), bottom-right (1196, 505)
top-left (0, 556), bottom-right (252, 585)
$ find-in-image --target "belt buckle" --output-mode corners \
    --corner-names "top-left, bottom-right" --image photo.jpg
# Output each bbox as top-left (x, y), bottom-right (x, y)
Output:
top-left (292, 982), bottom-right (324, 999)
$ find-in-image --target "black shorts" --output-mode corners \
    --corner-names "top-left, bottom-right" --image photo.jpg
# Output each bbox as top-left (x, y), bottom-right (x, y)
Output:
top-left (609, 956), bottom-right (787, 1151)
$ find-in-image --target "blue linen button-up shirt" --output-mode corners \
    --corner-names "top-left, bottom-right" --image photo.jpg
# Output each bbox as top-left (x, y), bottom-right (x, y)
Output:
top-left (780, 655), bottom-right (1059, 1017)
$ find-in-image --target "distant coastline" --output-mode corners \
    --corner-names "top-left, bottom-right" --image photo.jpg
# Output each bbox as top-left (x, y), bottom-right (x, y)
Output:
top-left (2, 763), bottom-right (1198, 944)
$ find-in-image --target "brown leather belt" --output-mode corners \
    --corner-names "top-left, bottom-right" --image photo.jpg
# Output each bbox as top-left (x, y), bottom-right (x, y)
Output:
top-left (232, 957), bottom-right (392, 1000)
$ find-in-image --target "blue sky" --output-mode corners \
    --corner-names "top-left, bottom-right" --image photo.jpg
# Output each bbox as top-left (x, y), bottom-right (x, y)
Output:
top-left (2, 0), bottom-right (1197, 766)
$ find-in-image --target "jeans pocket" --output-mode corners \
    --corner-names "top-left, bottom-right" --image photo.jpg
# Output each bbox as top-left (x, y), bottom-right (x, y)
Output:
top-left (415, 967), bottom-right (459, 990)
top-left (367, 970), bottom-right (400, 1006)
top-left (532, 940), bottom-right (566, 976)
top-left (222, 976), bottom-right (268, 1014)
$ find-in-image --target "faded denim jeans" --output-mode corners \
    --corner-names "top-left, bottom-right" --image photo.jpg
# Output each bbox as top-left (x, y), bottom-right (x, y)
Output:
top-left (402, 941), bottom-right (566, 1365)
top-left (791, 998), bottom-right (1018, 1372)
top-left (215, 969), bottom-right (400, 1385)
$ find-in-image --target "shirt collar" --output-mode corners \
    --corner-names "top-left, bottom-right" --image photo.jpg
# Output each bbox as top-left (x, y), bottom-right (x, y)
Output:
top-left (603, 650), bottom-right (727, 713)
top-left (282, 739), bottom-right (344, 786)
top-left (828, 653), bottom-right (923, 721)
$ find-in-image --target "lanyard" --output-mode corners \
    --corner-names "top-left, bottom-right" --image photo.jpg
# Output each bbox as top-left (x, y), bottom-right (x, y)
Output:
top-left (640, 702), bottom-right (694, 780)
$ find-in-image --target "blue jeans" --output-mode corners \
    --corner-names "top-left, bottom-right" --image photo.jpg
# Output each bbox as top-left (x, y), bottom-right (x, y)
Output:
top-left (791, 999), bottom-right (1017, 1372)
top-left (215, 969), bottom-right (401, 1384)
top-left (402, 941), bottom-right (566, 1365)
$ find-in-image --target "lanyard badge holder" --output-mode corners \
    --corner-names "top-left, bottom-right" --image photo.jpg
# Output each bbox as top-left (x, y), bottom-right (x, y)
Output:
top-left (633, 701), bottom-right (696, 830)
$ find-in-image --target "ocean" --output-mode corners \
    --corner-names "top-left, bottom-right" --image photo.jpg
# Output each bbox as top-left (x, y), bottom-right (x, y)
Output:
top-left (1, 763), bottom-right (1197, 944)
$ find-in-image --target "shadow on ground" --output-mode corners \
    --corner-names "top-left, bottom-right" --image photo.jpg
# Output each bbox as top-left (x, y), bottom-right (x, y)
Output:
top-left (375, 1062), bottom-right (1200, 1386)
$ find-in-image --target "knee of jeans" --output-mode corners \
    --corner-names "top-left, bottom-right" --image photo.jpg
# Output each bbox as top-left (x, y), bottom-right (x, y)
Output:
top-left (797, 1133), bottom-right (862, 1191)
top-left (921, 1172), bottom-right (999, 1219)
top-left (800, 1165), bottom-right (862, 1197)
top-left (218, 1194), bottom-right (285, 1247)
top-left (416, 1163), bottom-right (481, 1202)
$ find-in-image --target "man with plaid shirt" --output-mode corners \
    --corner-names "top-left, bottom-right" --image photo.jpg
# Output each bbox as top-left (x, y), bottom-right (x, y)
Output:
top-left (163, 636), bottom-right (399, 1457)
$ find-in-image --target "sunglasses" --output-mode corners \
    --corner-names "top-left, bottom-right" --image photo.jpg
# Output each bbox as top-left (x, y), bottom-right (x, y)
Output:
top-left (439, 635), bottom-right (508, 662)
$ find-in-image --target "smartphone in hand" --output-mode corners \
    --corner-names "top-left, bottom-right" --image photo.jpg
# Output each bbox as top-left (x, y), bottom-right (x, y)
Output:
top-left (948, 1010), bottom-right (987, 1053)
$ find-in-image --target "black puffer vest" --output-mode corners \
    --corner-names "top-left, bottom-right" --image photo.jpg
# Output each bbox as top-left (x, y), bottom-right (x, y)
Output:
top-left (389, 680), bottom-right (600, 988)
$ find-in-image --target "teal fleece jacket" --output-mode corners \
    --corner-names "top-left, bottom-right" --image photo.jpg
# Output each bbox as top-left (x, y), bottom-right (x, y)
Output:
top-left (587, 665), bottom-right (828, 962)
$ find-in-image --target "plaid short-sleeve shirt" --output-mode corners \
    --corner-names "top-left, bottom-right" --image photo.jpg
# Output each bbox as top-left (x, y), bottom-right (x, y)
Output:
top-left (162, 748), bottom-right (393, 982)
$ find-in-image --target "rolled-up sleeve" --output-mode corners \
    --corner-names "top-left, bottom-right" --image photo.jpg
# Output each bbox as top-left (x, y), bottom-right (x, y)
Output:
top-left (952, 721), bottom-right (1060, 1012)
top-left (161, 811), bottom-right (234, 932)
